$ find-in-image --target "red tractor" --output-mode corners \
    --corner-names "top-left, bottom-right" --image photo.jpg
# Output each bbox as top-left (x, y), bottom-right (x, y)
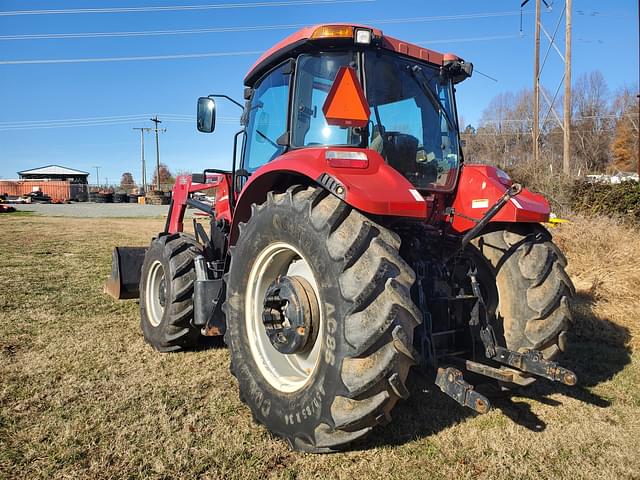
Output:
top-left (106, 24), bottom-right (576, 452)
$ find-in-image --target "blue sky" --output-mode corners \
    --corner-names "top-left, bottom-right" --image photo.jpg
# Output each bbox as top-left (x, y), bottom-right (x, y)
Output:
top-left (0, 0), bottom-right (637, 184)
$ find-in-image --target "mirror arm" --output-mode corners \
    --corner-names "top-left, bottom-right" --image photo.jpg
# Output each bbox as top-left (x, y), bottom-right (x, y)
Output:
top-left (229, 128), bottom-right (246, 210)
top-left (208, 94), bottom-right (244, 110)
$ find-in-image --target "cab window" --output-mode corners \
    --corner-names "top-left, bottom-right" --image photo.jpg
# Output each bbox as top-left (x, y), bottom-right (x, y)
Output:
top-left (244, 63), bottom-right (290, 172)
top-left (292, 52), bottom-right (361, 147)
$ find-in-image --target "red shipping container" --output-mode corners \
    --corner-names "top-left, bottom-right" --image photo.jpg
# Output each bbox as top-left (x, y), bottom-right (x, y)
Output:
top-left (0, 180), bottom-right (71, 202)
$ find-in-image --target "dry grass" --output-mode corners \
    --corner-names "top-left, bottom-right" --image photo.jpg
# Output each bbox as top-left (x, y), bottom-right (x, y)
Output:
top-left (1, 215), bottom-right (639, 480)
top-left (553, 215), bottom-right (640, 349)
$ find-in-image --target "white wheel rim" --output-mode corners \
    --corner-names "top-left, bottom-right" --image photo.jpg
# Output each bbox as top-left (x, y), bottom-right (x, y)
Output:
top-left (245, 242), bottom-right (324, 393)
top-left (145, 260), bottom-right (165, 327)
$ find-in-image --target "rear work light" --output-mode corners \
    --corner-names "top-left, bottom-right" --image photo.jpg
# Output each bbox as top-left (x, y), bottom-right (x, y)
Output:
top-left (310, 25), bottom-right (354, 40)
top-left (325, 150), bottom-right (369, 169)
top-left (354, 28), bottom-right (372, 44)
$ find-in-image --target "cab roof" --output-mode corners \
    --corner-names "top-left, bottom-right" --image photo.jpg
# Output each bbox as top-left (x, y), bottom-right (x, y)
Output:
top-left (244, 23), bottom-right (459, 86)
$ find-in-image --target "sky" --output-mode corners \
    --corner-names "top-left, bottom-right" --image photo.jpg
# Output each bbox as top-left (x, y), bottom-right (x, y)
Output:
top-left (0, 0), bottom-right (637, 185)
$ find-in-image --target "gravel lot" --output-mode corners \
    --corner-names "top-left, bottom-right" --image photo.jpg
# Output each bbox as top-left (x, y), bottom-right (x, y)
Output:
top-left (11, 202), bottom-right (195, 218)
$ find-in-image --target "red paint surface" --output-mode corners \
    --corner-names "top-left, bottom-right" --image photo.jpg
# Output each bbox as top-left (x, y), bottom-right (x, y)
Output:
top-left (167, 173), bottom-right (232, 233)
top-left (236, 147), bottom-right (430, 219)
top-left (449, 165), bottom-right (550, 232)
top-left (167, 162), bottom-right (550, 238)
top-left (245, 23), bottom-right (449, 84)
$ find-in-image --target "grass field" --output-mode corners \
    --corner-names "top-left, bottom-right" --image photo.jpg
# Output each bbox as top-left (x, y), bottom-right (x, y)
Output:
top-left (1, 214), bottom-right (638, 479)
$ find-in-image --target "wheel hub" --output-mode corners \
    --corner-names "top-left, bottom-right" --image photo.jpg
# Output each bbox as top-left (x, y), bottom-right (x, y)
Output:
top-left (158, 277), bottom-right (166, 308)
top-left (262, 275), bottom-right (319, 355)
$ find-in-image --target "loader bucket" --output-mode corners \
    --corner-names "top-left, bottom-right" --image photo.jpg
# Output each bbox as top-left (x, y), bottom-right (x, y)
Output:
top-left (104, 246), bottom-right (147, 300)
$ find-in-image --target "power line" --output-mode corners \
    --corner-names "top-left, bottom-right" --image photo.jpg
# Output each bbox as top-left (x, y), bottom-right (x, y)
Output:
top-left (0, 0), bottom-right (373, 17)
top-left (0, 32), bottom-right (535, 66)
top-left (0, 114), bottom-right (150, 125)
top-left (0, 113), bottom-right (236, 125)
top-left (0, 120), bottom-right (158, 130)
top-left (474, 113), bottom-right (638, 125)
top-left (0, 120), bottom-right (238, 131)
top-left (0, 11), bottom-right (533, 41)
top-left (0, 114), bottom-right (238, 130)
top-left (0, 24), bottom-right (310, 41)
top-left (0, 50), bottom-right (264, 65)
top-left (417, 33), bottom-right (525, 45)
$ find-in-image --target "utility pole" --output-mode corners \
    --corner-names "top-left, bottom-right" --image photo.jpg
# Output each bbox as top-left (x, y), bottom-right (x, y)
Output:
top-left (533, 0), bottom-right (541, 163)
top-left (150, 116), bottom-right (165, 190)
top-left (133, 127), bottom-right (151, 193)
top-left (523, 0), bottom-right (572, 174)
top-left (93, 165), bottom-right (101, 187)
top-left (563, 0), bottom-right (572, 175)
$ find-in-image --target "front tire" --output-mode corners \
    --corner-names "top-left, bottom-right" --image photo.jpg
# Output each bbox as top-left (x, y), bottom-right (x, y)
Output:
top-left (224, 186), bottom-right (422, 452)
top-left (139, 233), bottom-right (202, 352)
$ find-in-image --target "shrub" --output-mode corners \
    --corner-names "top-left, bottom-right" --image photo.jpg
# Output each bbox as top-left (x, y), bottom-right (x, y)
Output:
top-left (505, 161), bottom-right (574, 216)
top-left (570, 180), bottom-right (640, 224)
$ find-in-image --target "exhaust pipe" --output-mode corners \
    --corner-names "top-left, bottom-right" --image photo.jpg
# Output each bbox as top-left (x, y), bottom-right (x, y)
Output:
top-left (104, 246), bottom-right (147, 300)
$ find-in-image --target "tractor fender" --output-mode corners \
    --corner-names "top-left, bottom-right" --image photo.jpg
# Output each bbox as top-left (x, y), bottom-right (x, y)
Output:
top-left (230, 147), bottom-right (429, 244)
top-left (449, 164), bottom-right (550, 233)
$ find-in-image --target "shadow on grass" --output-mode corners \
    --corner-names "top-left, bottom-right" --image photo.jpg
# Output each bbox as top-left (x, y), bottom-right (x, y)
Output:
top-left (358, 290), bottom-right (632, 449)
top-left (197, 335), bottom-right (227, 350)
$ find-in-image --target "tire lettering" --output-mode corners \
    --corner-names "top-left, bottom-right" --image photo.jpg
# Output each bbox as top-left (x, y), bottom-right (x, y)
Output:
top-left (327, 317), bottom-right (337, 334)
top-left (281, 388), bottom-right (325, 425)
top-left (325, 316), bottom-right (337, 366)
top-left (261, 399), bottom-right (271, 417)
top-left (324, 349), bottom-right (335, 366)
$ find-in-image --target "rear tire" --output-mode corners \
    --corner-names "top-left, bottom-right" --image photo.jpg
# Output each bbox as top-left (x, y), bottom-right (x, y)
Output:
top-left (224, 186), bottom-right (422, 452)
top-left (139, 233), bottom-right (202, 352)
top-left (472, 225), bottom-right (574, 359)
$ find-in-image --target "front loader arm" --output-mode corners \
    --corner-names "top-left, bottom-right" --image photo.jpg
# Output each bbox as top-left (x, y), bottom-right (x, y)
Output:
top-left (166, 171), bottom-right (233, 234)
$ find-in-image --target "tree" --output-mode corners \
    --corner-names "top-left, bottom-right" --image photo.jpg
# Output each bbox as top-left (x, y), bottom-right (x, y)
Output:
top-left (571, 71), bottom-right (613, 173)
top-left (464, 89), bottom-right (536, 167)
top-left (151, 163), bottom-right (175, 191)
top-left (120, 172), bottom-right (135, 192)
top-left (611, 120), bottom-right (637, 172)
top-left (610, 86), bottom-right (639, 173)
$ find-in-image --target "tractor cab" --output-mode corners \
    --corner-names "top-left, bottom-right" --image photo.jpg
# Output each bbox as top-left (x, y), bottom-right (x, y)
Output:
top-left (198, 24), bottom-right (472, 194)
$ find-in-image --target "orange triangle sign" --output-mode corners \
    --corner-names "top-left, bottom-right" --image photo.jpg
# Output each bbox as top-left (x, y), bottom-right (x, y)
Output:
top-left (322, 66), bottom-right (371, 128)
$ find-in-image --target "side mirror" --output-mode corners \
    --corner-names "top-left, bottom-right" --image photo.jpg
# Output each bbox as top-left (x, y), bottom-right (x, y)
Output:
top-left (197, 97), bottom-right (216, 133)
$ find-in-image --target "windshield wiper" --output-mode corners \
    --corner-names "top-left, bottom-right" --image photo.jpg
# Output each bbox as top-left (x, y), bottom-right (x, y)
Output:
top-left (409, 65), bottom-right (457, 133)
top-left (256, 129), bottom-right (279, 149)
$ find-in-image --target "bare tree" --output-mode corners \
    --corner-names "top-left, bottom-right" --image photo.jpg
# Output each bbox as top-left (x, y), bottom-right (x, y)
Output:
top-left (571, 71), bottom-right (613, 172)
top-left (461, 71), bottom-right (629, 176)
